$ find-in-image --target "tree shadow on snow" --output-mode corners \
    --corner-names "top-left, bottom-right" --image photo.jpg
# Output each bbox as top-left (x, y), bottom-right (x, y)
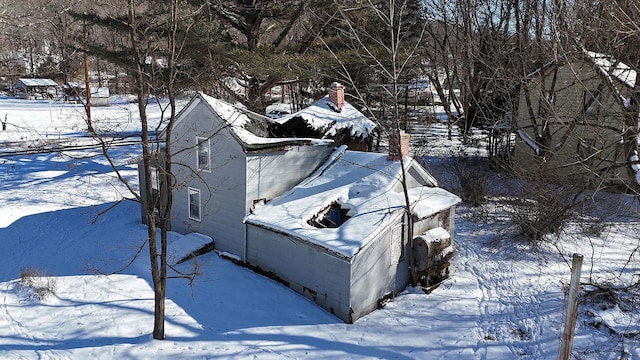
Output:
top-left (0, 148), bottom-right (138, 193)
top-left (0, 200), bottom-right (419, 359)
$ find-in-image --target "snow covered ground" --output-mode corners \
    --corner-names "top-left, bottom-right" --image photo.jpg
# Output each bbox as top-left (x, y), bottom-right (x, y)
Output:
top-left (0, 97), bottom-right (638, 359)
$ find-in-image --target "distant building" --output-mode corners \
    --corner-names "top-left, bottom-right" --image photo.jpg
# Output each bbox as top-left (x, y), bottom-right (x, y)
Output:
top-left (90, 87), bottom-right (110, 107)
top-left (490, 51), bottom-right (640, 189)
top-left (62, 82), bottom-right (82, 102)
top-left (13, 78), bottom-right (58, 100)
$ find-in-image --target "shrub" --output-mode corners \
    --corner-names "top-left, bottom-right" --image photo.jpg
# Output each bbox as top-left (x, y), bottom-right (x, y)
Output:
top-left (512, 197), bottom-right (566, 241)
top-left (449, 149), bottom-right (490, 207)
top-left (510, 180), bottom-right (585, 242)
top-left (19, 267), bottom-right (57, 301)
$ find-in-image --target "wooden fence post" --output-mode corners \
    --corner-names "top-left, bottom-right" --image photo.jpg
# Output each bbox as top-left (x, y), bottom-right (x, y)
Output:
top-left (560, 253), bottom-right (583, 360)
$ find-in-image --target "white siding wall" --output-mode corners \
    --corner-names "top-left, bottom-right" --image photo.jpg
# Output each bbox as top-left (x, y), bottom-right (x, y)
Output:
top-left (170, 99), bottom-right (248, 256)
top-left (245, 224), bottom-right (352, 322)
top-left (245, 145), bottom-right (333, 209)
top-left (350, 212), bottom-right (409, 322)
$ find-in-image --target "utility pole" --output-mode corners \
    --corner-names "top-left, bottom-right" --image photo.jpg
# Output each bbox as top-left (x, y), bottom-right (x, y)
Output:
top-left (560, 253), bottom-right (583, 360)
top-left (83, 17), bottom-right (92, 125)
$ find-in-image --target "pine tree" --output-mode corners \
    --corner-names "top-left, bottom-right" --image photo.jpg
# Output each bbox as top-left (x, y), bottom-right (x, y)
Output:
top-left (205, 0), bottom-right (335, 112)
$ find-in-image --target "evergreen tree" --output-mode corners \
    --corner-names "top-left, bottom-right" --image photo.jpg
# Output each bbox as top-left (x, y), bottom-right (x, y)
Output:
top-left (205, 0), bottom-right (336, 111)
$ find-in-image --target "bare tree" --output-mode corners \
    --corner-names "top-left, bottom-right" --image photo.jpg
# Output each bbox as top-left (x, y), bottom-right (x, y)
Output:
top-left (599, 1), bottom-right (640, 193)
top-left (73, 0), bottom-right (206, 340)
top-left (0, 0), bottom-right (88, 80)
top-left (322, 0), bottom-right (428, 285)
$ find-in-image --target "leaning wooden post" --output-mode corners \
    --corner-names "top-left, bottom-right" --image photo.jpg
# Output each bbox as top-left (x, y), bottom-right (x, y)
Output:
top-left (560, 253), bottom-right (584, 360)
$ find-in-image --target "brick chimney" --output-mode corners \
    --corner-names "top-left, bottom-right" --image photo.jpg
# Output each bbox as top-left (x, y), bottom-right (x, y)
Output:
top-left (388, 131), bottom-right (410, 161)
top-left (328, 82), bottom-right (345, 111)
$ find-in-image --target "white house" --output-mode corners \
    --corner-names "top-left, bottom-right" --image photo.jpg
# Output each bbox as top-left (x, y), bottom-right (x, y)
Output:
top-left (141, 92), bottom-right (335, 256)
top-left (139, 88), bottom-right (460, 322)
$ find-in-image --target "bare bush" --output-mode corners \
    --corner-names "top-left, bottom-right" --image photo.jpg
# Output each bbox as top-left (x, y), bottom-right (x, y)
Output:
top-left (448, 148), bottom-right (490, 207)
top-left (582, 280), bottom-right (640, 338)
top-left (19, 267), bottom-right (57, 301)
top-left (510, 178), bottom-right (586, 242)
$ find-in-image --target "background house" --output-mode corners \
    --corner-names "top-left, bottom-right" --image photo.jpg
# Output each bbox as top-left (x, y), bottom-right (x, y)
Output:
top-left (271, 82), bottom-right (378, 151)
top-left (491, 51), bottom-right (637, 189)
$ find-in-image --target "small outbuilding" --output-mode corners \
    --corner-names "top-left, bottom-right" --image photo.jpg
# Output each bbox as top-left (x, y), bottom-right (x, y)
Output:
top-left (14, 78), bottom-right (58, 100)
top-left (245, 146), bottom-right (460, 322)
top-left (63, 82), bottom-right (82, 102)
top-left (90, 87), bottom-right (110, 107)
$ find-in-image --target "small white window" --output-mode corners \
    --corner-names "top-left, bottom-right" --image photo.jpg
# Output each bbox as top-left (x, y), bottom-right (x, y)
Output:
top-left (196, 137), bottom-right (210, 172)
top-left (188, 187), bottom-right (201, 221)
top-left (150, 167), bottom-right (160, 212)
top-left (150, 167), bottom-right (159, 191)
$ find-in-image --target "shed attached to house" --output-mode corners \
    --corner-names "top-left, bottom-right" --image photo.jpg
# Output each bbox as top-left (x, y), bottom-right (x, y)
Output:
top-left (245, 147), bottom-right (460, 322)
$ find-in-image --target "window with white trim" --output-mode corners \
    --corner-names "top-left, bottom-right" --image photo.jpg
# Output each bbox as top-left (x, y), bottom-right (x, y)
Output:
top-left (150, 166), bottom-right (160, 212)
top-left (196, 137), bottom-right (210, 172)
top-left (188, 187), bottom-right (201, 221)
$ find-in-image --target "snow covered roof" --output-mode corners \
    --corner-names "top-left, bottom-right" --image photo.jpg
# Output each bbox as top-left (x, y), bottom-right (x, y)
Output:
top-left (585, 51), bottom-right (637, 89)
top-left (525, 51), bottom-right (637, 90)
top-left (14, 78), bottom-right (57, 88)
top-left (275, 95), bottom-right (376, 139)
top-left (197, 92), bottom-right (333, 150)
top-left (245, 146), bottom-right (461, 258)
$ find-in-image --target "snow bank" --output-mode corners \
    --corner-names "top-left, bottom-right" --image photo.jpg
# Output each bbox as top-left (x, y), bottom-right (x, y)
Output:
top-left (168, 232), bottom-right (213, 264)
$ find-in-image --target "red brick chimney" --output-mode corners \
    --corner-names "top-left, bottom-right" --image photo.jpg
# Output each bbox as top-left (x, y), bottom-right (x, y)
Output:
top-left (328, 82), bottom-right (345, 111)
top-left (388, 131), bottom-right (410, 161)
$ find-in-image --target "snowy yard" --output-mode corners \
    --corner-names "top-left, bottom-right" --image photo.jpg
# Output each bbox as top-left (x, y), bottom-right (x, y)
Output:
top-left (0, 98), bottom-right (638, 359)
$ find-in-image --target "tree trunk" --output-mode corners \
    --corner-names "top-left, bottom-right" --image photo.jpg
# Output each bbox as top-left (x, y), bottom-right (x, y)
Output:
top-left (152, 264), bottom-right (166, 339)
top-left (128, 0), bottom-right (166, 340)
